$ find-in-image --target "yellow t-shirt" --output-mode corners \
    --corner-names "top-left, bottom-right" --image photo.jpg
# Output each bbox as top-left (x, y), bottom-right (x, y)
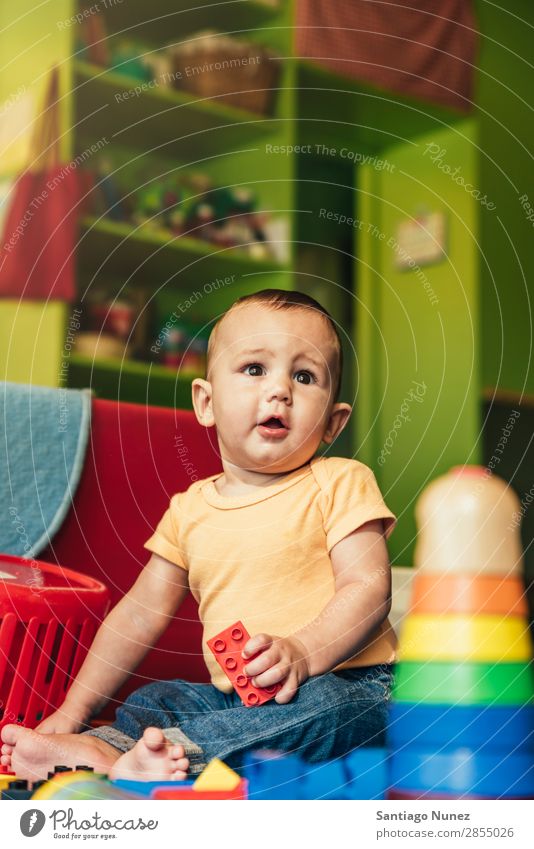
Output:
top-left (144, 456), bottom-right (397, 692)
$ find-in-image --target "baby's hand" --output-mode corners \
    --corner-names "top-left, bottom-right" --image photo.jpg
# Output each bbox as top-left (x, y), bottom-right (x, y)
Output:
top-left (242, 633), bottom-right (310, 704)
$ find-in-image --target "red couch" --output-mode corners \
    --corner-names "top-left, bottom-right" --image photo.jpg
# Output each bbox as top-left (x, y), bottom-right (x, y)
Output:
top-left (40, 398), bottom-right (222, 719)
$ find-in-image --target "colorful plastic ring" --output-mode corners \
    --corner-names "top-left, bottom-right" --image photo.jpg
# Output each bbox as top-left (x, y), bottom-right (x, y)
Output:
top-left (389, 749), bottom-right (534, 797)
top-left (410, 573), bottom-right (527, 616)
top-left (392, 661), bottom-right (534, 705)
top-left (398, 614), bottom-right (531, 662)
top-left (388, 703), bottom-right (534, 751)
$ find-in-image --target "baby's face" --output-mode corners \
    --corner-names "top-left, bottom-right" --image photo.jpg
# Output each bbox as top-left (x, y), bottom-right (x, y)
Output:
top-left (204, 304), bottom-right (343, 474)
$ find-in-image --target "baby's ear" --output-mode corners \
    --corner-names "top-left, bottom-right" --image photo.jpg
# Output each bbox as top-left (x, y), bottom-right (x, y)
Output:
top-left (192, 378), bottom-right (215, 428)
top-left (322, 402), bottom-right (352, 444)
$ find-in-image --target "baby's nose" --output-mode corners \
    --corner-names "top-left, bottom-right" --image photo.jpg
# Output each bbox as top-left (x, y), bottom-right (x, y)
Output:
top-left (265, 373), bottom-right (292, 402)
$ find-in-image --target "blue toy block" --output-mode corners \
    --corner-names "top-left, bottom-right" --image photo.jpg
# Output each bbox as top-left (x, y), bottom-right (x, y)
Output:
top-left (112, 778), bottom-right (195, 797)
top-left (388, 703), bottom-right (534, 751)
top-left (344, 748), bottom-right (389, 799)
top-left (244, 751), bottom-right (305, 800)
top-left (244, 748), bottom-right (389, 800)
top-left (301, 759), bottom-right (350, 800)
top-left (390, 749), bottom-right (534, 797)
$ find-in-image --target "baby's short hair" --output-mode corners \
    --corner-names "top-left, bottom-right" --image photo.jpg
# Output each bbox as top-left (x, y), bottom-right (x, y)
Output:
top-left (207, 289), bottom-right (343, 400)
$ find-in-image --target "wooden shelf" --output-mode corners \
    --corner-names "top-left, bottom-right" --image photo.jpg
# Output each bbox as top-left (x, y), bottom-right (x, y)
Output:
top-left (74, 61), bottom-right (277, 158)
top-left (78, 215), bottom-right (286, 287)
top-left (68, 354), bottom-right (198, 409)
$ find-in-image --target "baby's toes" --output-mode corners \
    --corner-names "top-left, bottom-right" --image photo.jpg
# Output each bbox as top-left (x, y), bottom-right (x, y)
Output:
top-left (171, 755), bottom-right (189, 772)
top-left (1, 744), bottom-right (13, 756)
top-left (1, 754), bottom-right (12, 766)
top-left (168, 745), bottom-right (185, 760)
top-left (170, 767), bottom-right (188, 781)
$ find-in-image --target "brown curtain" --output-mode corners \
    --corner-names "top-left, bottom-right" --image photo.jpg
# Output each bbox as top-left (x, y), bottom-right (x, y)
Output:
top-left (295, 0), bottom-right (477, 112)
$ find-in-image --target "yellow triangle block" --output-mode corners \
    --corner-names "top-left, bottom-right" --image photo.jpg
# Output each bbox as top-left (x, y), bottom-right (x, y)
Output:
top-left (193, 758), bottom-right (241, 791)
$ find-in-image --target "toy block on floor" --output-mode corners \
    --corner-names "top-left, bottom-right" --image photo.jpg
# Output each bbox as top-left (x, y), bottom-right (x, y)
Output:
top-left (32, 771), bottom-right (143, 800)
top-left (301, 759), bottom-right (348, 800)
top-left (193, 758), bottom-right (241, 791)
top-left (207, 621), bottom-right (281, 707)
top-left (243, 751), bottom-right (306, 800)
top-left (113, 778), bottom-right (196, 797)
top-left (152, 780), bottom-right (248, 800)
top-left (1, 779), bottom-right (33, 800)
top-left (344, 748), bottom-right (388, 800)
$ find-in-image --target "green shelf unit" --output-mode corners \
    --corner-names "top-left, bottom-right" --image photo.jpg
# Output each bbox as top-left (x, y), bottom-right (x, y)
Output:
top-left (78, 215), bottom-right (287, 288)
top-left (74, 61), bottom-right (279, 159)
top-left (68, 354), bottom-right (197, 409)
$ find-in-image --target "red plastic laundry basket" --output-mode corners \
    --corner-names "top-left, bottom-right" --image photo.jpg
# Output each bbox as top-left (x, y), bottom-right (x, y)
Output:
top-left (0, 554), bottom-right (109, 733)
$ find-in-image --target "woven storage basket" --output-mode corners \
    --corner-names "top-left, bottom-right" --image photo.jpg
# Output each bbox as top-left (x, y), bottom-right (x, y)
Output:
top-left (171, 32), bottom-right (280, 115)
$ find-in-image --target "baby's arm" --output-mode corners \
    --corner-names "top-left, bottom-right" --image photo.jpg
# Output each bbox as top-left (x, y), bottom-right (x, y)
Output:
top-left (36, 553), bottom-right (189, 733)
top-left (243, 519), bottom-right (391, 703)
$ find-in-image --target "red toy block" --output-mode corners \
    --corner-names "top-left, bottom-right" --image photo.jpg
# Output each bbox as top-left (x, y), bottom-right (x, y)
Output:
top-left (0, 766), bottom-right (16, 775)
top-left (152, 779), bottom-right (248, 800)
top-left (207, 621), bottom-right (281, 707)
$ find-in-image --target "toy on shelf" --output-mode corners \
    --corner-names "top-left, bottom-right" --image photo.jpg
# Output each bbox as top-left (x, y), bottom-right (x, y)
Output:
top-left (168, 31), bottom-right (280, 116)
top-left (93, 168), bottom-right (275, 258)
top-left (154, 317), bottom-right (208, 373)
top-left (0, 555), bottom-right (109, 733)
top-left (109, 40), bottom-right (155, 82)
top-left (388, 465), bottom-right (534, 800)
top-left (185, 185), bottom-right (270, 257)
top-left (75, 8), bottom-right (110, 67)
top-left (92, 158), bottom-right (131, 223)
top-left (207, 621), bottom-right (282, 707)
top-left (74, 285), bottom-right (149, 363)
top-left (132, 179), bottom-right (181, 232)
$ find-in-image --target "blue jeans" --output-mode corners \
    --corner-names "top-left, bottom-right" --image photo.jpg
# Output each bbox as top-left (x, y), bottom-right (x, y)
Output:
top-left (86, 665), bottom-right (393, 774)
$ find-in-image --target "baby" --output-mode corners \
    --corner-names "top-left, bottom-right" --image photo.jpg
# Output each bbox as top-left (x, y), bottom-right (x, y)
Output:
top-left (1, 289), bottom-right (396, 782)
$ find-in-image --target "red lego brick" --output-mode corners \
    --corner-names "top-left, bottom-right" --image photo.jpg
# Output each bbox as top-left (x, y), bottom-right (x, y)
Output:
top-left (207, 621), bottom-right (281, 707)
top-left (152, 779), bottom-right (248, 800)
top-left (0, 765), bottom-right (16, 775)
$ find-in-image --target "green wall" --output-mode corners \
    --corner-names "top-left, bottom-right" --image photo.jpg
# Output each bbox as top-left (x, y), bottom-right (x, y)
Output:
top-left (357, 120), bottom-right (480, 565)
top-left (476, 0), bottom-right (534, 395)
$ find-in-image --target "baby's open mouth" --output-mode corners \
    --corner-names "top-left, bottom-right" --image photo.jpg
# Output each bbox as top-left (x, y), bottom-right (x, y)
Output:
top-left (257, 415), bottom-right (289, 432)
top-left (261, 417), bottom-right (284, 429)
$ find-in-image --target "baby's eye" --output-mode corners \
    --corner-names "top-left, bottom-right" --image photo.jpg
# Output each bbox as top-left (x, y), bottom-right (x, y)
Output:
top-left (243, 363), bottom-right (265, 377)
top-left (294, 370), bottom-right (315, 385)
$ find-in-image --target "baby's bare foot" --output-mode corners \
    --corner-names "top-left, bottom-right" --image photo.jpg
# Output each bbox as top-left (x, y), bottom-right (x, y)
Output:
top-left (0, 724), bottom-right (120, 781)
top-left (109, 727), bottom-right (189, 781)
